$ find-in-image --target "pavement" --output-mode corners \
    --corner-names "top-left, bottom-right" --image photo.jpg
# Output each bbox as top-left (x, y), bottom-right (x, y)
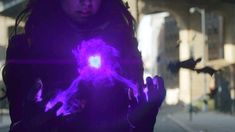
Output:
top-left (0, 114), bottom-right (10, 132)
top-left (167, 111), bottom-right (235, 132)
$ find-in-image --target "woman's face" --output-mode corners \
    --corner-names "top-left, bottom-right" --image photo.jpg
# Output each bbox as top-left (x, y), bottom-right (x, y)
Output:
top-left (60, 0), bottom-right (102, 23)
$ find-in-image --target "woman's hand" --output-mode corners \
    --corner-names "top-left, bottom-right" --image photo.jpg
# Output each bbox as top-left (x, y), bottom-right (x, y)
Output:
top-left (129, 75), bottom-right (166, 109)
top-left (11, 79), bottom-right (63, 131)
top-left (129, 76), bottom-right (166, 132)
top-left (144, 76), bottom-right (166, 106)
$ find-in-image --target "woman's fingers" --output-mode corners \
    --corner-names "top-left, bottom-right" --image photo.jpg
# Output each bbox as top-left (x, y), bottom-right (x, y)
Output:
top-left (146, 76), bottom-right (154, 93)
top-left (128, 88), bottom-right (134, 100)
top-left (27, 78), bottom-right (43, 102)
top-left (31, 102), bottom-right (63, 127)
top-left (48, 102), bottom-right (63, 114)
top-left (153, 75), bottom-right (166, 101)
top-left (144, 76), bottom-right (166, 103)
top-left (153, 76), bottom-right (164, 90)
top-left (129, 88), bottom-right (140, 107)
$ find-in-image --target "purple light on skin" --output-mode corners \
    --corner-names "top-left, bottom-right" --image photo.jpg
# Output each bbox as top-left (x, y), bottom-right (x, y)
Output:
top-left (44, 38), bottom-right (139, 116)
top-left (35, 88), bottom-right (43, 102)
top-left (143, 87), bottom-right (149, 102)
top-left (114, 73), bottom-right (138, 98)
top-left (88, 55), bottom-right (101, 69)
top-left (45, 77), bottom-right (81, 116)
top-left (35, 79), bottom-right (43, 102)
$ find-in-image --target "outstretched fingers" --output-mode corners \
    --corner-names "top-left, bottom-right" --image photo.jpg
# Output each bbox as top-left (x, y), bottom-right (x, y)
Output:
top-left (153, 75), bottom-right (166, 103)
top-left (31, 102), bottom-right (63, 127)
top-left (27, 78), bottom-right (44, 103)
top-left (146, 76), bottom-right (154, 93)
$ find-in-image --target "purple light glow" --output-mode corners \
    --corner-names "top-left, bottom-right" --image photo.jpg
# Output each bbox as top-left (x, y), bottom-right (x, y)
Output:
top-left (35, 88), bottom-right (43, 102)
top-left (143, 87), bottom-right (149, 102)
top-left (35, 79), bottom-right (43, 102)
top-left (44, 38), bottom-right (139, 116)
top-left (45, 77), bottom-right (81, 116)
top-left (88, 55), bottom-right (101, 69)
top-left (72, 38), bottom-right (122, 85)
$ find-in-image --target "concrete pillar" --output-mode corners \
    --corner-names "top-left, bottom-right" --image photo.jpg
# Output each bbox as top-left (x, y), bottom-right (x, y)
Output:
top-left (125, 0), bottom-right (138, 20)
top-left (0, 16), bottom-right (8, 81)
top-left (174, 11), bottom-right (192, 104)
top-left (189, 11), bottom-right (209, 104)
top-left (178, 29), bottom-right (191, 104)
top-left (125, 0), bottom-right (145, 24)
top-left (0, 15), bottom-right (16, 46)
top-left (222, 6), bottom-right (235, 63)
top-left (0, 15), bottom-right (16, 81)
top-left (221, 4), bottom-right (235, 113)
top-left (174, 9), bottom-right (207, 104)
top-left (0, 15), bottom-right (8, 46)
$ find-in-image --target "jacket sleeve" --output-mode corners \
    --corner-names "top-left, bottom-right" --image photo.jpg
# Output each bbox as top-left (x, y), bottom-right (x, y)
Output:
top-left (119, 34), bottom-right (156, 131)
top-left (121, 33), bottom-right (163, 132)
top-left (4, 34), bottom-right (35, 125)
top-left (119, 33), bottom-right (144, 86)
top-left (128, 37), bottom-right (144, 84)
top-left (130, 100), bottom-right (160, 132)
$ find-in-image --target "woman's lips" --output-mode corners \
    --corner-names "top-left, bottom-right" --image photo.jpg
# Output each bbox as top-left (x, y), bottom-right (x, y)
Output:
top-left (78, 11), bottom-right (92, 17)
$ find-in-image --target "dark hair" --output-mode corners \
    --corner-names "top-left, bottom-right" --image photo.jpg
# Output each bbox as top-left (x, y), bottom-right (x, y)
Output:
top-left (13, 0), bottom-right (136, 38)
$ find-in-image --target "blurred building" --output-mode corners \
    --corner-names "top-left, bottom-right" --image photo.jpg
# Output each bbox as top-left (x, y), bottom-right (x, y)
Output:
top-left (160, 16), bottom-right (179, 89)
top-left (155, 15), bottom-right (180, 105)
top-left (136, 0), bottom-right (235, 112)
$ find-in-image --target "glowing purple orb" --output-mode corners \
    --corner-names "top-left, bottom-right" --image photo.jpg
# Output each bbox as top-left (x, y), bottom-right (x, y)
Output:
top-left (89, 55), bottom-right (101, 69)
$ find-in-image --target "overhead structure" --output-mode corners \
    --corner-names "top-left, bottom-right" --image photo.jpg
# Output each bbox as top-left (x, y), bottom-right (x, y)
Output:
top-left (0, 0), bottom-right (26, 17)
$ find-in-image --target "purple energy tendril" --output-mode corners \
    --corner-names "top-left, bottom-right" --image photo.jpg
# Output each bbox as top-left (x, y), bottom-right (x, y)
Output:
top-left (35, 89), bottom-right (43, 102)
top-left (44, 38), bottom-right (138, 116)
top-left (143, 87), bottom-right (149, 102)
top-left (35, 79), bottom-right (43, 102)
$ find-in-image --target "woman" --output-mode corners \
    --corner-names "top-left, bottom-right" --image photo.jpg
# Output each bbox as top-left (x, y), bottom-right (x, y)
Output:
top-left (3, 0), bottom-right (165, 131)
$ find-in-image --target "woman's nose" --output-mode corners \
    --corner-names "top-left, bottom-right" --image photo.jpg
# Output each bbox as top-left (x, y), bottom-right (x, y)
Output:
top-left (81, 0), bottom-right (91, 7)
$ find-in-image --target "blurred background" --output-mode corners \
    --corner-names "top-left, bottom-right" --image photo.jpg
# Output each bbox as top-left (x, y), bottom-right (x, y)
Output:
top-left (0, 0), bottom-right (235, 132)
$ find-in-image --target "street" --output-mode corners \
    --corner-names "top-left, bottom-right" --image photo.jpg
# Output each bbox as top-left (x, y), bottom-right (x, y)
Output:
top-left (0, 126), bottom-right (9, 132)
top-left (154, 104), bottom-right (187, 132)
top-left (0, 114), bottom-right (10, 132)
top-left (154, 114), bottom-right (187, 132)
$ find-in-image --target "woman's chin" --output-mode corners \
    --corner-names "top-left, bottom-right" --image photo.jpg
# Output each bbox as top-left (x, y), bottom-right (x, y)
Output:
top-left (73, 17), bottom-right (89, 24)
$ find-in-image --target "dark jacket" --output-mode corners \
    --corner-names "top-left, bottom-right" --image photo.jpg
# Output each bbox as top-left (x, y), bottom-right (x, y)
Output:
top-left (3, 5), bottom-right (159, 132)
top-left (4, 3), bottom-right (163, 132)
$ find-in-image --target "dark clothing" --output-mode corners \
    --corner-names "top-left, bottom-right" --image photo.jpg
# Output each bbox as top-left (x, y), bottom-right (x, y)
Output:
top-left (1, 4), bottom-right (167, 132)
top-left (4, 4), bottom-right (158, 132)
